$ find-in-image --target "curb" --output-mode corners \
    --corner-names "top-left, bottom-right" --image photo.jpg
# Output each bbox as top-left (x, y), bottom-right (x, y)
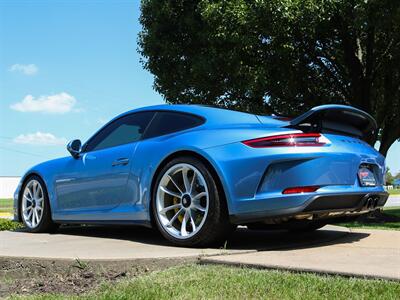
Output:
top-left (199, 258), bottom-right (400, 282)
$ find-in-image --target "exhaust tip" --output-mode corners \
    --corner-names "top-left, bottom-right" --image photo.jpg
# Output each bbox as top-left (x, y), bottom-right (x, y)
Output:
top-left (366, 197), bottom-right (373, 209)
top-left (373, 197), bottom-right (380, 208)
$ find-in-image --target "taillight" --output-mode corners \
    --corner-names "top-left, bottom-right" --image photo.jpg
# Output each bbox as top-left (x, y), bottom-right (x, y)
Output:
top-left (242, 133), bottom-right (330, 148)
top-left (282, 186), bottom-right (320, 194)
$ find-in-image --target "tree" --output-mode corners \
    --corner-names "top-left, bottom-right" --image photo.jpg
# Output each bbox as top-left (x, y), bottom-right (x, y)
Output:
top-left (386, 167), bottom-right (394, 185)
top-left (139, 0), bottom-right (400, 156)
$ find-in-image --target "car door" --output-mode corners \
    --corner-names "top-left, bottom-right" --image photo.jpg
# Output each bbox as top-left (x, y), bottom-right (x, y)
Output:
top-left (55, 111), bottom-right (154, 215)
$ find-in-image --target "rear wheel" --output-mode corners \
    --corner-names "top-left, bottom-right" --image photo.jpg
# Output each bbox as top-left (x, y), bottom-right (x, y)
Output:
top-left (152, 156), bottom-right (231, 247)
top-left (20, 175), bottom-right (58, 233)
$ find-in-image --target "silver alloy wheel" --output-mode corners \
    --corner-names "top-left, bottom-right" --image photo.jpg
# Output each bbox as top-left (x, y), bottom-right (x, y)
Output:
top-left (156, 163), bottom-right (209, 239)
top-left (22, 179), bottom-right (44, 229)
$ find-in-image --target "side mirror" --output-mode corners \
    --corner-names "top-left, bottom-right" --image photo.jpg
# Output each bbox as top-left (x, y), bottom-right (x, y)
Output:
top-left (67, 139), bottom-right (81, 158)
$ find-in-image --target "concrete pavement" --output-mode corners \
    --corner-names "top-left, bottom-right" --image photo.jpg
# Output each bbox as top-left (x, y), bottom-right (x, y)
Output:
top-left (1, 225), bottom-right (399, 280)
top-left (386, 195), bottom-right (400, 207)
top-left (0, 227), bottom-right (244, 260)
top-left (202, 228), bottom-right (400, 281)
top-left (0, 225), bottom-right (348, 260)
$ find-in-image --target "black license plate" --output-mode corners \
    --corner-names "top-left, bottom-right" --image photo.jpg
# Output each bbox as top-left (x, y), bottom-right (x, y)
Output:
top-left (358, 166), bottom-right (376, 187)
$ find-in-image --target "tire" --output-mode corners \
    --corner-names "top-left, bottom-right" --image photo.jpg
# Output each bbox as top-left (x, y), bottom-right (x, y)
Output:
top-left (152, 156), bottom-right (231, 247)
top-left (20, 175), bottom-right (58, 233)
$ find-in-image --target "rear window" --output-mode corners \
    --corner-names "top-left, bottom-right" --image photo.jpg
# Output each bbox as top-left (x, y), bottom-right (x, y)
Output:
top-left (144, 111), bottom-right (204, 139)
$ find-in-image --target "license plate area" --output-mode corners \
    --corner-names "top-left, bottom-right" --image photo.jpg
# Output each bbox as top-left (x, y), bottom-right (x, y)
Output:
top-left (358, 165), bottom-right (377, 187)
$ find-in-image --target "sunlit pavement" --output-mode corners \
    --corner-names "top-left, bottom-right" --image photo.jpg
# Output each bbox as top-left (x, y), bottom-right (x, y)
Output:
top-left (0, 213), bottom-right (12, 219)
top-left (385, 195), bottom-right (400, 207)
top-left (202, 227), bottom-right (400, 281)
top-left (1, 224), bottom-right (399, 280)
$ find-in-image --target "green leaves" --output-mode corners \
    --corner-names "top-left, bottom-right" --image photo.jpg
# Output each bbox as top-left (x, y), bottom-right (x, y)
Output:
top-left (139, 0), bottom-right (400, 155)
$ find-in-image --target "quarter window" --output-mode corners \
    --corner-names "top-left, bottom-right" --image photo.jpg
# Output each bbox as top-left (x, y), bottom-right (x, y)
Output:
top-left (144, 112), bottom-right (204, 139)
top-left (84, 112), bottom-right (154, 152)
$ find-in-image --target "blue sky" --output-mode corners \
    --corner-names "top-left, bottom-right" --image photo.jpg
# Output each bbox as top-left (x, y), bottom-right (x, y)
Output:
top-left (0, 0), bottom-right (164, 176)
top-left (0, 0), bottom-right (399, 176)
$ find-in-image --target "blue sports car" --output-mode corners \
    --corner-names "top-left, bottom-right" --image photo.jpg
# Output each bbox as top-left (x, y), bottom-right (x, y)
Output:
top-left (14, 104), bottom-right (388, 246)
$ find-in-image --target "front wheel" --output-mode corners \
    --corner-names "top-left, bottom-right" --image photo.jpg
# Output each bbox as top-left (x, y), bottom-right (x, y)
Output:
top-left (152, 157), bottom-right (231, 247)
top-left (20, 175), bottom-right (58, 233)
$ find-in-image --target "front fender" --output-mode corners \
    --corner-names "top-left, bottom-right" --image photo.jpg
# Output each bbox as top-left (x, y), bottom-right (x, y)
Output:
top-left (13, 157), bottom-right (69, 222)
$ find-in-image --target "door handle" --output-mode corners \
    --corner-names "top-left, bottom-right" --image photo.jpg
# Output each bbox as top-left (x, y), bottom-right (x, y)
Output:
top-left (112, 158), bottom-right (130, 166)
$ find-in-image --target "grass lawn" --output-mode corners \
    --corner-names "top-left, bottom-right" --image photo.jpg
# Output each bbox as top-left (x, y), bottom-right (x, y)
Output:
top-left (0, 219), bottom-right (22, 231)
top-left (339, 207), bottom-right (400, 231)
top-left (388, 189), bottom-right (400, 195)
top-left (10, 264), bottom-right (400, 300)
top-left (0, 199), bottom-right (19, 231)
top-left (384, 206), bottom-right (400, 218)
top-left (0, 198), bottom-right (13, 214)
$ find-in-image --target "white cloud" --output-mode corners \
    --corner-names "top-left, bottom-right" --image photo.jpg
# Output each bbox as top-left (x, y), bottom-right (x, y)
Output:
top-left (10, 92), bottom-right (77, 114)
top-left (13, 132), bottom-right (67, 146)
top-left (9, 64), bottom-right (38, 75)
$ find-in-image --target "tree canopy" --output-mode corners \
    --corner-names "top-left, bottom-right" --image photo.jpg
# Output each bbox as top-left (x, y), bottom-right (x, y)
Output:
top-left (139, 0), bottom-right (400, 155)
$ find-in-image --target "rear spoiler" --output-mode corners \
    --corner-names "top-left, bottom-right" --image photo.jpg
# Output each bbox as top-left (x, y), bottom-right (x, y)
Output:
top-left (289, 105), bottom-right (377, 141)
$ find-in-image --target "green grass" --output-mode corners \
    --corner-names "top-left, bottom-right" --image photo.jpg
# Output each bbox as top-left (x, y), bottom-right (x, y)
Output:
top-left (0, 218), bottom-right (22, 231)
top-left (341, 221), bottom-right (400, 230)
top-left (388, 189), bottom-right (400, 195)
top-left (339, 207), bottom-right (400, 231)
top-left (0, 198), bottom-right (13, 214)
top-left (10, 264), bottom-right (400, 300)
top-left (0, 198), bottom-right (21, 231)
top-left (384, 206), bottom-right (400, 217)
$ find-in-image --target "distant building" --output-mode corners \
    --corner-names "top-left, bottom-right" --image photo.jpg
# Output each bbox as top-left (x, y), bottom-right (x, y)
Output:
top-left (0, 177), bottom-right (20, 199)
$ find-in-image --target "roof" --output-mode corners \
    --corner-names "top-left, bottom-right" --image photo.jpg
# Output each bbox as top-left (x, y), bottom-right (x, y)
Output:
top-left (116, 104), bottom-right (287, 127)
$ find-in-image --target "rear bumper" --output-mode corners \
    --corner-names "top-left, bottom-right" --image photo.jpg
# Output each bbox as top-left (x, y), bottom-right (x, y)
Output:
top-left (204, 134), bottom-right (386, 217)
top-left (230, 191), bottom-right (389, 224)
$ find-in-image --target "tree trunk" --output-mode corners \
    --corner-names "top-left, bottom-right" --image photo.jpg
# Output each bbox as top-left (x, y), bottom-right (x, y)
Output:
top-left (379, 124), bottom-right (400, 157)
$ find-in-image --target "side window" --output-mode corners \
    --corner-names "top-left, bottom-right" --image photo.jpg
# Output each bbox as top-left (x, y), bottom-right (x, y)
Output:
top-left (84, 111), bottom-right (154, 152)
top-left (144, 111), bottom-right (204, 139)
